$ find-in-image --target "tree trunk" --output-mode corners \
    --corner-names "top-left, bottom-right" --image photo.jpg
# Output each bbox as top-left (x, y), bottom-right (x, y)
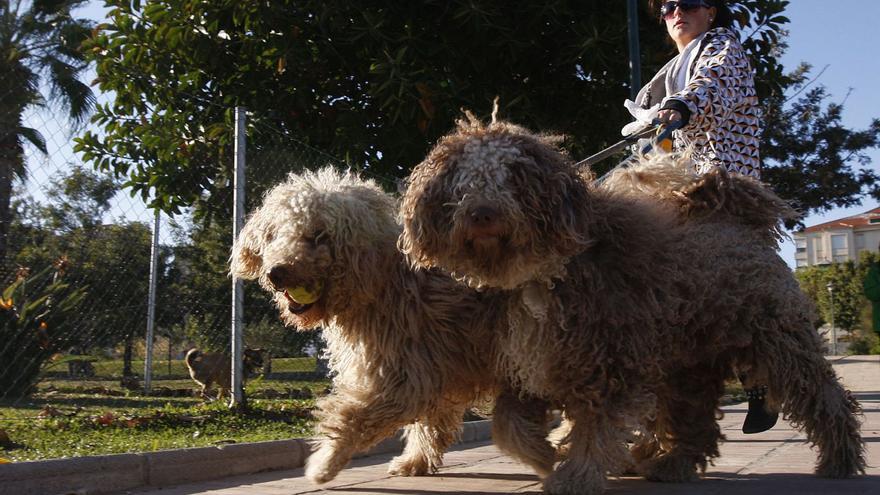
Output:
top-left (123, 335), bottom-right (134, 377)
top-left (0, 132), bottom-right (20, 271)
top-left (1, 57), bottom-right (35, 276)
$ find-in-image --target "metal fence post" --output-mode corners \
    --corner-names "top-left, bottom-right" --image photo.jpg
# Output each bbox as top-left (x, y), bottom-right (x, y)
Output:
top-left (144, 208), bottom-right (160, 393)
top-left (231, 106), bottom-right (247, 409)
top-left (627, 0), bottom-right (642, 99)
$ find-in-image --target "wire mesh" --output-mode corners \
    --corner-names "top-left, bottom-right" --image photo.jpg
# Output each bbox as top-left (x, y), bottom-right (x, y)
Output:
top-left (0, 65), bottom-right (392, 461)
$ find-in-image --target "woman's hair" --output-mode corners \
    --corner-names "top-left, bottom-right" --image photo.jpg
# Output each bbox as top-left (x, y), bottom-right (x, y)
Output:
top-left (649, 0), bottom-right (736, 30)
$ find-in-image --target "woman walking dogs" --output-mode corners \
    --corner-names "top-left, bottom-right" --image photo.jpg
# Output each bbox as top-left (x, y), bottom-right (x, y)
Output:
top-left (626, 0), bottom-right (761, 179)
top-left (624, 0), bottom-right (773, 432)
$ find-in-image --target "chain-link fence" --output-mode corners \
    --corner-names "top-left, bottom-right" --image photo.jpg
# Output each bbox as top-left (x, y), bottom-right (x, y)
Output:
top-left (0, 65), bottom-right (403, 461)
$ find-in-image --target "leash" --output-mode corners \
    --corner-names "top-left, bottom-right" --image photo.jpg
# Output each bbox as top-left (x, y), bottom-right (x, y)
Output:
top-left (574, 124), bottom-right (660, 169)
top-left (575, 119), bottom-right (686, 185)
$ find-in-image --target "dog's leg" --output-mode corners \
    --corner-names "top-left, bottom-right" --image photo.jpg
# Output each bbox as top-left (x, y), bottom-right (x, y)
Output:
top-left (306, 391), bottom-right (414, 484)
top-left (388, 405), bottom-right (466, 477)
top-left (197, 381), bottom-right (210, 401)
top-left (626, 422), bottom-right (662, 475)
top-left (542, 409), bottom-right (631, 495)
top-left (637, 363), bottom-right (726, 482)
top-left (759, 339), bottom-right (865, 478)
top-left (547, 415), bottom-right (573, 461)
top-left (491, 388), bottom-right (555, 478)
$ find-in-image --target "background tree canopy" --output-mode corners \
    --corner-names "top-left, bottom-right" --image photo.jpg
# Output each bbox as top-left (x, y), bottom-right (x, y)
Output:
top-left (74, 0), bottom-right (880, 222)
top-left (1, 0), bottom-right (96, 263)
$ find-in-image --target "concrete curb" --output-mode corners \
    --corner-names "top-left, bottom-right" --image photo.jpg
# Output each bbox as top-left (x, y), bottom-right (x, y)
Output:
top-left (0, 419), bottom-right (493, 495)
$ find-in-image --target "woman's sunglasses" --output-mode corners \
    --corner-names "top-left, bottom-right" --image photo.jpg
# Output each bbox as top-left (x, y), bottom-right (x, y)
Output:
top-left (659, 0), bottom-right (711, 19)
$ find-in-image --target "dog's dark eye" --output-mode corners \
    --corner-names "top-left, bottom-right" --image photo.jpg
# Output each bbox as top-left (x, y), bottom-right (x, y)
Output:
top-left (304, 230), bottom-right (327, 244)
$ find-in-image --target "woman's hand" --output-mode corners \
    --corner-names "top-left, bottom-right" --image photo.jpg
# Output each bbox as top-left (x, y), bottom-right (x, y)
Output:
top-left (657, 109), bottom-right (682, 124)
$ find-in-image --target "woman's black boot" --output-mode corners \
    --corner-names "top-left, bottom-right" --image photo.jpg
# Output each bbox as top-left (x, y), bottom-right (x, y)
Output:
top-left (742, 385), bottom-right (778, 434)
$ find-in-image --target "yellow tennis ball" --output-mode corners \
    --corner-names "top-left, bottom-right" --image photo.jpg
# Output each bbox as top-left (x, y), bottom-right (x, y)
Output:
top-left (286, 281), bottom-right (323, 305)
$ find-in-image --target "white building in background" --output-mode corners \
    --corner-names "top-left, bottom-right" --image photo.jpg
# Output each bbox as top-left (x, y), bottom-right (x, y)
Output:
top-left (793, 207), bottom-right (880, 268)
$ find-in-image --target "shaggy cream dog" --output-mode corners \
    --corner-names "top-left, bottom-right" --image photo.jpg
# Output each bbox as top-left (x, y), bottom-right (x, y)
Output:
top-left (230, 167), bottom-right (515, 484)
top-left (399, 117), bottom-right (865, 495)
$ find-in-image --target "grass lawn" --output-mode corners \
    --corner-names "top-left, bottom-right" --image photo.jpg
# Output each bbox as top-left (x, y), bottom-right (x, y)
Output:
top-left (0, 357), bottom-right (328, 462)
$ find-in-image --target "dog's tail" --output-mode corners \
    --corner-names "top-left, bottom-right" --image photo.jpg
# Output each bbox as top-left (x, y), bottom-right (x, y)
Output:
top-left (184, 348), bottom-right (201, 368)
top-left (676, 167), bottom-right (800, 240)
top-left (602, 152), bottom-right (799, 241)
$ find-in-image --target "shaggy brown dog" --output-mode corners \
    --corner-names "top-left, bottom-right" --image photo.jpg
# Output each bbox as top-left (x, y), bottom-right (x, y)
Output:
top-left (399, 117), bottom-right (865, 494)
top-left (229, 167), bottom-right (513, 484)
top-left (184, 347), bottom-right (264, 400)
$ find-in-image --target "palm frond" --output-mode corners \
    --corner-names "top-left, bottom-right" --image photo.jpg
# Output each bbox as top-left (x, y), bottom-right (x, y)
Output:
top-left (16, 126), bottom-right (48, 155)
top-left (32, 1), bottom-right (90, 19)
top-left (44, 54), bottom-right (96, 124)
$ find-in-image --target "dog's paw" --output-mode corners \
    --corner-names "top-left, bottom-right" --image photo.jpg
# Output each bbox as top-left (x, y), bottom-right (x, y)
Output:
top-left (305, 443), bottom-right (346, 484)
top-left (638, 452), bottom-right (699, 483)
top-left (542, 459), bottom-right (605, 495)
top-left (388, 453), bottom-right (435, 476)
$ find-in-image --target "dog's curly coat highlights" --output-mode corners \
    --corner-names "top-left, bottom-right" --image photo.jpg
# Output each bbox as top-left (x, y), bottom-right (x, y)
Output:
top-left (400, 118), bottom-right (865, 495)
top-left (230, 168), bottom-right (509, 484)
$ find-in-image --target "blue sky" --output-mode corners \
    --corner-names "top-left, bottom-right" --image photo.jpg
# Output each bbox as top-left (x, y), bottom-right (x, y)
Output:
top-left (55, 2), bottom-right (879, 264)
top-left (774, 0), bottom-right (880, 266)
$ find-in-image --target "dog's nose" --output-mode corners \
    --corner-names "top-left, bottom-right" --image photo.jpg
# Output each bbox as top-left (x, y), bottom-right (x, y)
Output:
top-left (267, 265), bottom-right (291, 289)
top-left (469, 205), bottom-right (499, 228)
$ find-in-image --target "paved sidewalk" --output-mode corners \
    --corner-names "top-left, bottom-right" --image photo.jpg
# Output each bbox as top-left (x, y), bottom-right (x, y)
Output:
top-left (135, 356), bottom-right (880, 495)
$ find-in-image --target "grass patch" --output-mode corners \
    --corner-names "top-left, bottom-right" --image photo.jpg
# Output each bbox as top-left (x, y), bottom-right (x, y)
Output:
top-left (0, 396), bottom-right (316, 462)
top-left (40, 356), bottom-right (317, 380)
top-left (722, 379), bottom-right (746, 405)
top-left (0, 356), bottom-right (328, 462)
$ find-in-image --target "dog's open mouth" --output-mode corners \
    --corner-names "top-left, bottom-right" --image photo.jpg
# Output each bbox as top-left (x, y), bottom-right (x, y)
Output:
top-left (284, 292), bottom-right (314, 314)
top-left (281, 280), bottom-right (326, 315)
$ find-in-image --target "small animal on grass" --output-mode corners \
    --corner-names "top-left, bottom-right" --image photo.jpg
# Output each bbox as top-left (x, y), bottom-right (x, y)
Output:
top-left (67, 358), bottom-right (95, 378)
top-left (184, 347), bottom-right (265, 400)
top-left (229, 167), bottom-right (547, 484)
top-left (399, 116), bottom-right (865, 495)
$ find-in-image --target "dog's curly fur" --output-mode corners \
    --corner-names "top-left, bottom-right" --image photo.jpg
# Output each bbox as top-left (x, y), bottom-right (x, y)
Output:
top-left (229, 167), bottom-right (511, 484)
top-left (400, 118), bottom-right (865, 494)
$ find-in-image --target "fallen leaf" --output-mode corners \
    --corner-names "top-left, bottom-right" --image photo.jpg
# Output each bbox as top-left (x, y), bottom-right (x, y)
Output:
top-left (95, 412), bottom-right (115, 426)
top-left (38, 406), bottom-right (62, 418)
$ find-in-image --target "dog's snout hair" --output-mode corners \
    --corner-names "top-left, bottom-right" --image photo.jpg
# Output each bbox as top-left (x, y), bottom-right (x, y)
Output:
top-left (467, 205), bottom-right (501, 229)
top-left (267, 264), bottom-right (294, 290)
top-left (401, 117), bottom-right (591, 289)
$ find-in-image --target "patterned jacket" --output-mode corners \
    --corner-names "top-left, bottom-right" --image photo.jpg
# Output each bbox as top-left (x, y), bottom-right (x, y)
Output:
top-left (637, 28), bottom-right (762, 178)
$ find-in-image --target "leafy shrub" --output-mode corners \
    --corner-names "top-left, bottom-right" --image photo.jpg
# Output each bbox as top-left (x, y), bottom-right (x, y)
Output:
top-left (0, 265), bottom-right (86, 398)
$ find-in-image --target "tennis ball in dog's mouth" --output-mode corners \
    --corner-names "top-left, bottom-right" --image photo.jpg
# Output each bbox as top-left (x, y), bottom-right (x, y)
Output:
top-left (285, 281), bottom-right (323, 305)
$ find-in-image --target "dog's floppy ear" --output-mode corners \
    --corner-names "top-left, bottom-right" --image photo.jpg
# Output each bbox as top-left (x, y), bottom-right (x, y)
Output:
top-left (399, 161), bottom-right (454, 267)
top-left (512, 137), bottom-right (593, 258)
top-left (230, 211), bottom-right (272, 280)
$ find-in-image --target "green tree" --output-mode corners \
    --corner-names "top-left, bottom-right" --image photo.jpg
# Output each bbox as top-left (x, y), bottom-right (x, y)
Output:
top-left (12, 166), bottom-right (157, 372)
top-left (794, 255), bottom-right (877, 336)
top-left (75, 1), bottom-right (880, 222)
top-left (62, 3), bottom-right (711, 206)
top-left (0, 0), bottom-right (96, 266)
top-left (762, 67), bottom-right (880, 217)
